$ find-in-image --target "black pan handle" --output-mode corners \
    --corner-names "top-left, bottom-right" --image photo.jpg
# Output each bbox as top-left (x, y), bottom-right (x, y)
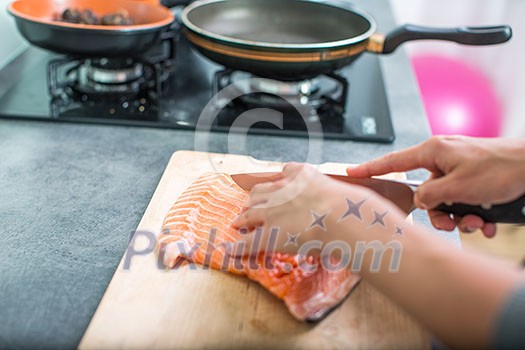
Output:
top-left (434, 195), bottom-right (525, 224)
top-left (160, 0), bottom-right (192, 8)
top-left (382, 24), bottom-right (513, 54)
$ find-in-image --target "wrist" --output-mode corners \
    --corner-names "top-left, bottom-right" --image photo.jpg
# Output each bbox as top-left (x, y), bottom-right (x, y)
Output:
top-left (506, 140), bottom-right (525, 186)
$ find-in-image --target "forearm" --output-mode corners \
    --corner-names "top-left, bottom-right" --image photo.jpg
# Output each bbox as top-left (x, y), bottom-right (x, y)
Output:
top-left (328, 193), bottom-right (524, 348)
top-left (364, 225), bottom-right (523, 348)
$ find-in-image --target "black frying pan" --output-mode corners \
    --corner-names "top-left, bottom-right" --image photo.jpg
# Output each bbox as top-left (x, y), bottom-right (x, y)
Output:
top-left (182, 0), bottom-right (512, 79)
top-left (8, 0), bottom-right (188, 57)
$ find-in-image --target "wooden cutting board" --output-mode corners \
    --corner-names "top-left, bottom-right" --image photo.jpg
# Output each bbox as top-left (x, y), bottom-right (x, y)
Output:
top-left (79, 151), bottom-right (429, 349)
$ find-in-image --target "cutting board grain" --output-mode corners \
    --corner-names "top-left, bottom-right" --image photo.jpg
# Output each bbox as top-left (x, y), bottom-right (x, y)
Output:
top-left (79, 151), bottom-right (429, 349)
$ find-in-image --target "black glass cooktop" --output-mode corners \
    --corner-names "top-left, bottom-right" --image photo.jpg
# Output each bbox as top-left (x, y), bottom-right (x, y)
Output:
top-left (0, 33), bottom-right (395, 143)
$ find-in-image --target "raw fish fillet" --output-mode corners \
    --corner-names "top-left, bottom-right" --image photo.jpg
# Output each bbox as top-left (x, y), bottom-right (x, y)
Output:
top-left (158, 172), bottom-right (360, 321)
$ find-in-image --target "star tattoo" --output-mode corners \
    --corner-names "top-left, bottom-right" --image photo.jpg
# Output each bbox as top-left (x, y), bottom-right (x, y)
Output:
top-left (339, 197), bottom-right (367, 222)
top-left (394, 225), bottom-right (405, 236)
top-left (369, 210), bottom-right (388, 228)
top-left (309, 210), bottom-right (328, 230)
top-left (284, 232), bottom-right (301, 247)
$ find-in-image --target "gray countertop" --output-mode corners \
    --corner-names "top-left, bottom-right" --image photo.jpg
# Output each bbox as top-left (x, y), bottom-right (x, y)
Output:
top-left (0, 0), bottom-right (458, 348)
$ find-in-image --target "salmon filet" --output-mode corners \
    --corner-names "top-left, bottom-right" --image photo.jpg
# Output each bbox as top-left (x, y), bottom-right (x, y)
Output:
top-left (158, 172), bottom-right (361, 321)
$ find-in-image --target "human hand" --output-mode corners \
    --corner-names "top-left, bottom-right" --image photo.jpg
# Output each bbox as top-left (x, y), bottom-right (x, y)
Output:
top-left (347, 136), bottom-right (525, 237)
top-left (232, 163), bottom-right (378, 256)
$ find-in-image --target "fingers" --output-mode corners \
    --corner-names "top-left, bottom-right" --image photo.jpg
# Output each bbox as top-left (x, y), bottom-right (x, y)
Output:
top-left (282, 162), bottom-right (317, 182)
top-left (429, 210), bottom-right (497, 239)
top-left (414, 176), bottom-right (463, 210)
top-left (231, 227), bottom-right (298, 258)
top-left (346, 136), bottom-right (458, 178)
top-left (458, 216), bottom-right (497, 238)
top-left (243, 193), bottom-right (269, 209)
top-left (428, 210), bottom-right (456, 231)
top-left (347, 145), bottom-right (436, 178)
top-left (417, 176), bottom-right (494, 210)
top-left (481, 223), bottom-right (497, 238)
top-left (245, 182), bottom-right (283, 208)
top-left (251, 180), bottom-right (286, 195)
top-left (232, 207), bottom-right (266, 229)
top-left (456, 215), bottom-right (485, 233)
top-left (282, 162), bottom-right (304, 176)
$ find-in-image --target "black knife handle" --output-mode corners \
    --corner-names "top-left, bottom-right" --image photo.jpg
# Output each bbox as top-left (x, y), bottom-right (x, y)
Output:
top-left (435, 195), bottom-right (525, 224)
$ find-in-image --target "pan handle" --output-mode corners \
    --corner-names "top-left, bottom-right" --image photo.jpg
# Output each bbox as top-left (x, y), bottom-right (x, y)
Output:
top-left (160, 0), bottom-right (192, 7)
top-left (381, 24), bottom-right (512, 54)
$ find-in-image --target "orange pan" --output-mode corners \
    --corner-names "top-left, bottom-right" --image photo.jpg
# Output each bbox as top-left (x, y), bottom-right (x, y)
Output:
top-left (7, 0), bottom-right (184, 57)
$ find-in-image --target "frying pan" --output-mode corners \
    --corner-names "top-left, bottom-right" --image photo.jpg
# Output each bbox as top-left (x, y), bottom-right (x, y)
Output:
top-left (7, 0), bottom-right (186, 57)
top-left (182, 0), bottom-right (512, 79)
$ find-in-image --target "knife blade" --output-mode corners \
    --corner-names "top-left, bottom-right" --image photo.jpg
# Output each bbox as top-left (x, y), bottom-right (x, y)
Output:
top-left (231, 172), bottom-right (525, 224)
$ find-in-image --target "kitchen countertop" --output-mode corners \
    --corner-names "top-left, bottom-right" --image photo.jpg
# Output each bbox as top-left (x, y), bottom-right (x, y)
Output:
top-left (0, 0), bottom-right (459, 348)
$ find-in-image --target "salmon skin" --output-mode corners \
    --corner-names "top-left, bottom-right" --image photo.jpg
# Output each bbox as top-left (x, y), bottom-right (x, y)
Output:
top-left (158, 172), bottom-right (361, 322)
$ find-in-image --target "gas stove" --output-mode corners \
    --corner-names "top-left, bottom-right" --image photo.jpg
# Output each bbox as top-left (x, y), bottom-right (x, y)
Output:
top-left (0, 28), bottom-right (395, 142)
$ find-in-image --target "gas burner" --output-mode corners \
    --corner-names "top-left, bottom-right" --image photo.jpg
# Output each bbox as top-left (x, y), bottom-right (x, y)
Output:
top-left (249, 78), bottom-right (320, 97)
top-left (85, 58), bottom-right (144, 84)
top-left (46, 31), bottom-right (176, 119)
top-left (72, 59), bottom-right (151, 95)
top-left (212, 69), bottom-right (349, 134)
top-left (48, 57), bottom-right (162, 118)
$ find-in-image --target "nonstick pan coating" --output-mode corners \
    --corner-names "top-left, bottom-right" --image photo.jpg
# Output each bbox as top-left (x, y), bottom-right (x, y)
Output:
top-left (184, 0), bottom-right (375, 47)
top-left (182, 0), bottom-right (512, 79)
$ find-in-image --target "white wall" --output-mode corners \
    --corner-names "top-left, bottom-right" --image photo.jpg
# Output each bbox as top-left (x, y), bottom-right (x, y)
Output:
top-left (0, 0), bottom-right (27, 69)
top-left (390, 0), bottom-right (525, 137)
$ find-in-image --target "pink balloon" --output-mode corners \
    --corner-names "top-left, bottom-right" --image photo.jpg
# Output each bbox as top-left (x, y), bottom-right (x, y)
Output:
top-left (412, 55), bottom-right (503, 137)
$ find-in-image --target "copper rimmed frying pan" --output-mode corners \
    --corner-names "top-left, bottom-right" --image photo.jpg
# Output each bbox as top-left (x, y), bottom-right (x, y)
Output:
top-left (182, 0), bottom-right (512, 79)
top-left (7, 0), bottom-right (184, 57)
